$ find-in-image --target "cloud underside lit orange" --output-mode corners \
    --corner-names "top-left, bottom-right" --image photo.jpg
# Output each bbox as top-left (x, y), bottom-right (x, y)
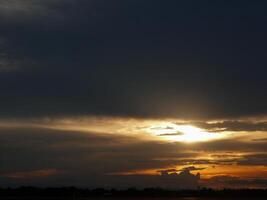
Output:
top-left (1, 116), bottom-right (267, 188)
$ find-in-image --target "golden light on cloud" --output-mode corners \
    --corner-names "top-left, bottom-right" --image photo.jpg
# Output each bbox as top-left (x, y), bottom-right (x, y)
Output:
top-left (199, 165), bottom-right (267, 179)
top-left (0, 116), bottom-right (230, 143)
top-left (143, 123), bottom-right (227, 142)
top-left (1, 116), bottom-right (267, 189)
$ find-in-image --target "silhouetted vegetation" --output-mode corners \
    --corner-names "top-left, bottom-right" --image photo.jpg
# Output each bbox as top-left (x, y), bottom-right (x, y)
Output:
top-left (0, 187), bottom-right (267, 199)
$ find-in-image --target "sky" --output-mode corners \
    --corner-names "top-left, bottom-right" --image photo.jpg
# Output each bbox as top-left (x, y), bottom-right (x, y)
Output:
top-left (1, 0), bottom-right (267, 189)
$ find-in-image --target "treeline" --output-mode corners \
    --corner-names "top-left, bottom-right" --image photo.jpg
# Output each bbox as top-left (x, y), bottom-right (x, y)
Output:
top-left (0, 187), bottom-right (267, 198)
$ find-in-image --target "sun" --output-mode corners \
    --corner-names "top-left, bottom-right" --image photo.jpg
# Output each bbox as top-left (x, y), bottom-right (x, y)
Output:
top-left (145, 123), bottom-right (225, 143)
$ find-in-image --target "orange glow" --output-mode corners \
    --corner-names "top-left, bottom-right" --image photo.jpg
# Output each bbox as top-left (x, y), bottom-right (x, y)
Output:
top-left (199, 165), bottom-right (267, 179)
top-left (113, 164), bottom-right (267, 180)
top-left (2, 169), bottom-right (62, 179)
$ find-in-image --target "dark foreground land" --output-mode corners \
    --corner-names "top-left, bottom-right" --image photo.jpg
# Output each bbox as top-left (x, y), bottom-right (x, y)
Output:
top-left (1, 188), bottom-right (267, 200)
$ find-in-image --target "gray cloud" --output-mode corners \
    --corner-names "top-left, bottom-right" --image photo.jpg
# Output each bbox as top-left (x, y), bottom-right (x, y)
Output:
top-left (0, 0), bottom-right (71, 20)
top-left (158, 132), bottom-right (184, 136)
top-left (0, 1), bottom-right (266, 119)
top-left (156, 167), bottom-right (201, 189)
top-left (192, 121), bottom-right (267, 132)
top-left (252, 138), bottom-right (267, 142)
top-left (1, 0), bottom-right (267, 189)
top-left (0, 126), bottom-right (201, 187)
top-left (180, 166), bottom-right (205, 172)
top-left (1, 124), bottom-right (267, 188)
top-left (238, 154), bottom-right (267, 166)
top-left (189, 139), bottom-right (267, 152)
top-left (3, 125), bottom-right (256, 187)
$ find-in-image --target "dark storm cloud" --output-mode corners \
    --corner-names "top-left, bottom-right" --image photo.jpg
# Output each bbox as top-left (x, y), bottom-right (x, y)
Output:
top-left (0, 0), bottom-right (267, 119)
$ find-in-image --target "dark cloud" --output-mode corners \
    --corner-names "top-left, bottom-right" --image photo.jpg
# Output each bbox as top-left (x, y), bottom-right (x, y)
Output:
top-left (150, 126), bottom-right (175, 130)
top-left (1, 125), bottom-right (266, 187)
top-left (157, 166), bottom-right (205, 173)
top-left (180, 166), bottom-right (205, 172)
top-left (252, 138), bottom-right (267, 142)
top-left (0, 126), bottom-right (200, 187)
top-left (238, 154), bottom-right (267, 166)
top-left (0, 0), bottom-right (266, 119)
top-left (158, 132), bottom-right (184, 136)
top-left (192, 121), bottom-right (267, 132)
top-left (156, 167), bottom-right (201, 189)
top-left (1, 0), bottom-right (267, 189)
top-left (189, 139), bottom-right (267, 152)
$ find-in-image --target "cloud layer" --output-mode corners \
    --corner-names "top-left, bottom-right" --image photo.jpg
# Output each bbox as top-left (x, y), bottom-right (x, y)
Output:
top-left (1, 0), bottom-right (267, 189)
top-left (1, 117), bottom-right (267, 188)
top-left (0, 0), bottom-right (267, 119)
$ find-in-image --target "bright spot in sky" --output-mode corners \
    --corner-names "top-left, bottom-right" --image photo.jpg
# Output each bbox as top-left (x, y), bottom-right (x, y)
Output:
top-left (0, 116), bottom-right (229, 143)
top-left (144, 123), bottom-right (225, 143)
